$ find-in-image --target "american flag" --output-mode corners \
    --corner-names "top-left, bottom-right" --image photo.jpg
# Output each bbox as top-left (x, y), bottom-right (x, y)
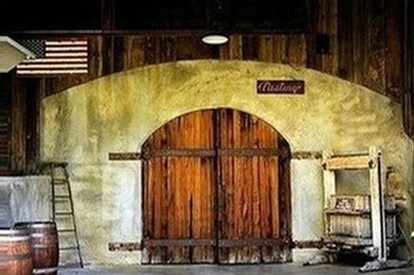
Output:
top-left (16, 39), bottom-right (46, 58)
top-left (16, 39), bottom-right (88, 75)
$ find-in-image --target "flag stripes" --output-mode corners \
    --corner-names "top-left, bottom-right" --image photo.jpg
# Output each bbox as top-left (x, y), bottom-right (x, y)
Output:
top-left (17, 39), bottom-right (88, 75)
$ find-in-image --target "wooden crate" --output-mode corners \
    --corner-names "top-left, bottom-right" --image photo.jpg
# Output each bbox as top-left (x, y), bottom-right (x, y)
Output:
top-left (325, 195), bottom-right (397, 239)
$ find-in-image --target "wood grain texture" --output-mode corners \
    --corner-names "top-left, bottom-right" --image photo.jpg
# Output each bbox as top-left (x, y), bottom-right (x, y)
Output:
top-left (217, 109), bottom-right (283, 263)
top-left (0, 74), bottom-right (11, 174)
top-left (337, 0), bottom-right (354, 80)
top-left (220, 35), bottom-right (243, 60)
top-left (313, 0), bottom-right (338, 75)
top-left (324, 155), bottom-right (371, 170)
top-left (384, 0), bottom-right (403, 101)
top-left (0, 229), bottom-right (33, 275)
top-left (143, 110), bottom-right (215, 264)
top-left (2, 2), bottom-right (410, 175)
top-left (14, 222), bottom-right (59, 275)
top-left (10, 78), bottom-right (26, 173)
top-left (142, 109), bottom-right (291, 264)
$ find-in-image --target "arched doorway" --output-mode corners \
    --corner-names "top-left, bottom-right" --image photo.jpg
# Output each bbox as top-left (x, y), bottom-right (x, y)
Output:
top-left (141, 108), bottom-right (291, 264)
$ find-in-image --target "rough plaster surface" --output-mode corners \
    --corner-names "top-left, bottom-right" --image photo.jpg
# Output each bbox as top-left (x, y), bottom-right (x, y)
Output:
top-left (291, 159), bottom-right (324, 241)
top-left (40, 60), bottom-right (414, 265)
top-left (292, 248), bottom-right (326, 264)
top-left (0, 176), bottom-right (50, 226)
top-left (0, 181), bottom-right (12, 227)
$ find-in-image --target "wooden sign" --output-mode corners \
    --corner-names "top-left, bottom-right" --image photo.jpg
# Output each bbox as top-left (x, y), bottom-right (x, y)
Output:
top-left (257, 80), bottom-right (305, 94)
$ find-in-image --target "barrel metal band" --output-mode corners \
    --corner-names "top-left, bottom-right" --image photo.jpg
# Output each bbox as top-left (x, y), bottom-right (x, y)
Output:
top-left (31, 232), bottom-right (56, 238)
top-left (32, 244), bottom-right (59, 249)
top-left (0, 236), bottom-right (30, 241)
top-left (15, 223), bottom-right (56, 229)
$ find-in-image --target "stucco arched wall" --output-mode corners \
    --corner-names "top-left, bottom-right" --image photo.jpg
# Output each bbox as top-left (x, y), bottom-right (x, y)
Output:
top-left (40, 60), bottom-right (413, 265)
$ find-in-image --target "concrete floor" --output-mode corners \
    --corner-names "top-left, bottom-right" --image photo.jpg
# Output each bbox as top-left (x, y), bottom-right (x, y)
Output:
top-left (59, 263), bottom-right (414, 275)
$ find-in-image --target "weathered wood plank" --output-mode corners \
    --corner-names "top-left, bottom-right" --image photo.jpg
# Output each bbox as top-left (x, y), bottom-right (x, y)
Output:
top-left (10, 78), bottom-right (26, 172)
top-left (324, 155), bottom-right (371, 170)
top-left (242, 35), bottom-right (259, 60)
top-left (144, 36), bottom-right (157, 65)
top-left (314, 0), bottom-right (338, 75)
top-left (338, 0), bottom-right (354, 79)
top-left (366, 0), bottom-right (386, 94)
top-left (143, 110), bottom-right (215, 263)
top-left (369, 146), bottom-right (387, 261)
top-left (217, 109), bottom-right (286, 263)
top-left (123, 36), bottom-right (147, 69)
top-left (159, 36), bottom-right (176, 63)
top-left (322, 150), bottom-right (337, 215)
top-left (0, 74), bottom-right (11, 174)
top-left (385, 0), bottom-right (403, 102)
top-left (287, 34), bottom-right (307, 66)
top-left (273, 35), bottom-right (288, 63)
top-left (175, 36), bottom-right (219, 61)
top-left (258, 35), bottom-right (276, 62)
top-left (24, 78), bottom-right (39, 173)
top-left (220, 35), bottom-right (243, 60)
top-left (114, 37), bottom-right (125, 72)
top-left (102, 36), bottom-right (115, 75)
top-left (352, 0), bottom-right (368, 85)
top-left (279, 137), bottom-right (291, 262)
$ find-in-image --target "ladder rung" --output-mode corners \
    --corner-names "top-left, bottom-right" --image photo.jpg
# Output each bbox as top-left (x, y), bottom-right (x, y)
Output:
top-left (53, 199), bottom-right (70, 203)
top-left (52, 162), bottom-right (68, 167)
top-left (53, 179), bottom-right (67, 185)
top-left (59, 263), bottom-right (82, 268)
top-left (55, 211), bottom-right (74, 215)
top-left (54, 195), bottom-right (70, 198)
top-left (53, 198), bottom-right (70, 202)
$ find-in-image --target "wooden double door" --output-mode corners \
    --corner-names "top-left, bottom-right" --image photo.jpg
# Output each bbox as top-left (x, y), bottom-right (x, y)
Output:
top-left (142, 108), bottom-right (291, 264)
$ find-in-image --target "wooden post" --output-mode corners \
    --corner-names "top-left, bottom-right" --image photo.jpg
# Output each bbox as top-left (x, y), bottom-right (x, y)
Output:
top-left (369, 146), bottom-right (387, 261)
top-left (322, 150), bottom-right (336, 209)
top-left (322, 150), bottom-right (335, 235)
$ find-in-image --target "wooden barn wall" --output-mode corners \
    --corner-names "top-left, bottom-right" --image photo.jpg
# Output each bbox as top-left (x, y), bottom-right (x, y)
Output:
top-left (0, 75), bottom-right (12, 175)
top-left (1, 0), bottom-right (408, 174)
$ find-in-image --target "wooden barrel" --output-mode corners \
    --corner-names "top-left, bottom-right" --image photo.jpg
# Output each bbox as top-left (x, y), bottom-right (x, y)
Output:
top-left (14, 222), bottom-right (59, 275)
top-left (0, 228), bottom-right (33, 275)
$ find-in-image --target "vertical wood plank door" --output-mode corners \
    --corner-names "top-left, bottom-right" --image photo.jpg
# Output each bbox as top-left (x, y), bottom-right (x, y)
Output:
top-left (142, 108), bottom-right (291, 264)
top-left (217, 109), bottom-right (291, 263)
top-left (142, 109), bottom-right (216, 264)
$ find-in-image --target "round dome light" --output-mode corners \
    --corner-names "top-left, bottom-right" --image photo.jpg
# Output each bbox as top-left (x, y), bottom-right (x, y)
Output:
top-left (201, 34), bottom-right (229, 45)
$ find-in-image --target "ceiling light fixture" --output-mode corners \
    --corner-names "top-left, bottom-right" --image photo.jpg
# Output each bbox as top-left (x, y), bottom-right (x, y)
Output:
top-left (201, 34), bottom-right (229, 45)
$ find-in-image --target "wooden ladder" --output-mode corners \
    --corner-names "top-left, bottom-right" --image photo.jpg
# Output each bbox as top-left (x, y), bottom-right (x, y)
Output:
top-left (42, 162), bottom-right (84, 268)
